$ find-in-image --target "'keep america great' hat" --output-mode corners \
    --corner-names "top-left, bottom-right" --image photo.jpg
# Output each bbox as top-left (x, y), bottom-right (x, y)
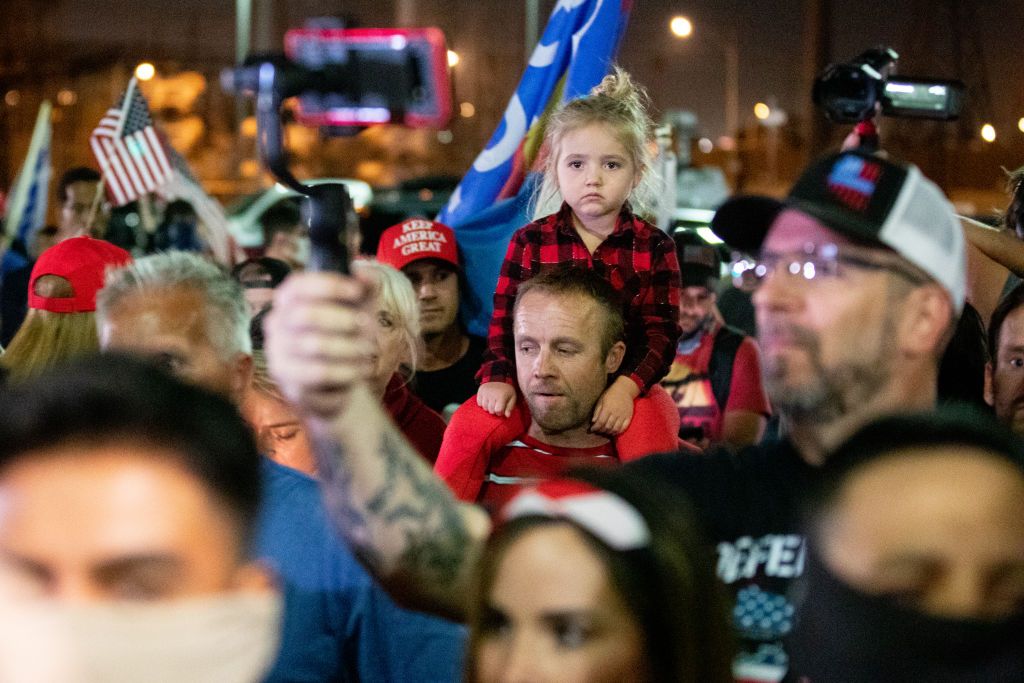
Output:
top-left (711, 150), bottom-right (966, 312)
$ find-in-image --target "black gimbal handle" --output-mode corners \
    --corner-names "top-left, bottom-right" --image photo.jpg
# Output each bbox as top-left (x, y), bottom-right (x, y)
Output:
top-left (253, 61), bottom-right (353, 275)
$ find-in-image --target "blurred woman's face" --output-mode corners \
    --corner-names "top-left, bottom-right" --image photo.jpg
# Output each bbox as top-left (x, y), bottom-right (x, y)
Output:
top-left (242, 389), bottom-right (315, 476)
top-left (368, 297), bottom-right (408, 391)
top-left (474, 524), bottom-right (648, 683)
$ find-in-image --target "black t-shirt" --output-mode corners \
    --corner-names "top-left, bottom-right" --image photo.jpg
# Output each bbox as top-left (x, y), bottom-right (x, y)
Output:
top-left (622, 441), bottom-right (819, 682)
top-left (411, 334), bottom-right (486, 415)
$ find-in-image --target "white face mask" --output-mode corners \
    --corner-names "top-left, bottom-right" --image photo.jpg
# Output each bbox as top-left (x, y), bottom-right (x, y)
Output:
top-left (0, 592), bottom-right (282, 683)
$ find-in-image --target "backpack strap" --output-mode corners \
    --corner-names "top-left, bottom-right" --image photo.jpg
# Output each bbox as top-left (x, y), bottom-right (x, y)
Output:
top-left (708, 324), bottom-right (745, 413)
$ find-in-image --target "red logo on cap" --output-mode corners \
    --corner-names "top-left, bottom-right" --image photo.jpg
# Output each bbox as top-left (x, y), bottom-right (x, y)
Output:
top-left (826, 156), bottom-right (881, 212)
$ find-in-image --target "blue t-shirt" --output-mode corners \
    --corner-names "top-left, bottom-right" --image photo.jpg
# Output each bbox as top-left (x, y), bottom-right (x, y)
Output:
top-left (254, 458), bottom-right (465, 682)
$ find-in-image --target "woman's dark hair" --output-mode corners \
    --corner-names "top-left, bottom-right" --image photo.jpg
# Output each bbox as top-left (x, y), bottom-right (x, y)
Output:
top-left (464, 467), bottom-right (735, 683)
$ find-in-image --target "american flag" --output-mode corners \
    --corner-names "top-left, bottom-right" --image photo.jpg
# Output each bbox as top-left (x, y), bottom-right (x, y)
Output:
top-left (90, 78), bottom-right (173, 206)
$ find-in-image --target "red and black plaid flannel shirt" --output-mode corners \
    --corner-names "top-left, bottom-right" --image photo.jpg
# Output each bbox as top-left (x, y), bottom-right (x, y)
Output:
top-left (478, 203), bottom-right (682, 393)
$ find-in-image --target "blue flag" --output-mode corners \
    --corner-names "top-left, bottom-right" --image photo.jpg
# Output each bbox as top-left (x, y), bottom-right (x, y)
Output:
top-left (437, 0), bottom-right (632, 336)
top-left (4, 101), bottom-right (52, 247)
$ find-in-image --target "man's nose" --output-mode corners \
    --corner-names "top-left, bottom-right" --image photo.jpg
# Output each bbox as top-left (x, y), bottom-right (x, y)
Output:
top-left (417, 282), bottom-right (436, 299)
top-left (532, 348), bottom-right (557, 377)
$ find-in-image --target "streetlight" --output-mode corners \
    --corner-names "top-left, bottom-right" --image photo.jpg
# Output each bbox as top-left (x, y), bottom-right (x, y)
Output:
top-left (753, 102), bottom-right (771, 120)
top-left (135, 62), bottom-right (156, 81)
top-left (447, 50), bottom-right (460, 68)
top-left (669, 17), bottom-right (739, 138)
top-left (669, 16), bottom-right (693, 38)
top-left (1018, 117), bottom-right (1024, 134)
top-left (981, 123), bottom-right (996, 143)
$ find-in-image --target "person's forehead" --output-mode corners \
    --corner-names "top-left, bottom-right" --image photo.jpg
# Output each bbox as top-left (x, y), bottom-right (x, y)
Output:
top-left (559, 123), bottom-right (630, 156)
top-left (403, 259), bottom-right (456, 277)
top-left (493, 524), bottom-right (611, 606)
top-left (103, 287), bottom-right (213, 348)
top-left (763, 208), bottom-right (870, 253)
top-left (997, 304), bottom-right (1024, 351)
top-left (513, 291), bottom-right (599, 338)
top-left (65, 181), bottom-right (98, 202)
top-left (829, 448), bottom-right (1024, 535)
top-left (0, 444), bottom-right (229, 545)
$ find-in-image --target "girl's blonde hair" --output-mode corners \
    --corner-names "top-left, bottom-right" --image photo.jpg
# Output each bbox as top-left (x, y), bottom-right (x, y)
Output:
top-left (0, 309), bottom-right (99, 382)
top-left (352, 259), bottom-right (421, 376)
top-left (533, 67), bottom-right (660, 220)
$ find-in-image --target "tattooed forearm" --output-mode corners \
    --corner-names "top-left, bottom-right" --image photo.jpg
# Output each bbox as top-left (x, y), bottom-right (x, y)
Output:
top-left (313, 415), bottom-right (485, 617)
top-left (313, 438), bottom-right (385, 570)
top-left (366, 429), bottom-right (472, 585)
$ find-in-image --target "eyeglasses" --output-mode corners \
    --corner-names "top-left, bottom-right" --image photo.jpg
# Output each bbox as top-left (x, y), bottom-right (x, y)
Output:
top-left (729, 242), bottom-right (929, 291)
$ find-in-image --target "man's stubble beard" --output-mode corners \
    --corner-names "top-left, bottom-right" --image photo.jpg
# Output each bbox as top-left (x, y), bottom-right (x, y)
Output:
top-left (762, 321), bottom-right (894, 425)
top-left (527, 393), bottom-right (587, 437)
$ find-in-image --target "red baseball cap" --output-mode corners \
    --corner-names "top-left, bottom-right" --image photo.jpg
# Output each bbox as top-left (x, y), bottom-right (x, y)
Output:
top-left (376, 218), bottom-right (460, 271)
top-left (28, 236), bottom-right (132, 313)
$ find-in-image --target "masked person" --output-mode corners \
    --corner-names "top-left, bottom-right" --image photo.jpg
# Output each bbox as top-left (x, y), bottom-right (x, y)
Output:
top-left (789, 409), bottom-right (1024, 681)
top-left (96, 251), bottom-right (465, 682)
top-left (0, 354), bottom-right (281, 683)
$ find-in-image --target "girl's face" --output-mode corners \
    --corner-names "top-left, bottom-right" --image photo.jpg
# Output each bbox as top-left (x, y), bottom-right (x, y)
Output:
top-left (368, 296), bottom-right (409, 389)
top-left (554, 123), bottom-right (640, 229)
top-left (474, 524), bottom-right (648, 683)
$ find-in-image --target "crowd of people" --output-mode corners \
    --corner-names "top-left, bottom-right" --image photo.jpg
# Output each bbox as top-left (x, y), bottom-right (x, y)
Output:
top-left (0, 65), bottom-right (1023, 682)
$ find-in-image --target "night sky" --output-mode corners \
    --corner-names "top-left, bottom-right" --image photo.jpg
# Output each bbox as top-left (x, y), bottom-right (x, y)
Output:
top-left (615, 0), bottom-right (1022, 140)
top-left (2, 0), bottom-right (1021, 190)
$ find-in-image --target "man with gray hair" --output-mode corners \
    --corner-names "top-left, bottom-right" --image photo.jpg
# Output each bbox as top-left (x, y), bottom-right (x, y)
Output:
top-left (98, 251), bottom-right (253, 401)
top-left (96, 251), bottom-right (465, 682)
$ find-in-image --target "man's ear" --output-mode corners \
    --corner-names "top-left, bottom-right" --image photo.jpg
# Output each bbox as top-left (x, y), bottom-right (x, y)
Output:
top-left (896, 284), bottom-right (954, 357)
top-left (604, 340), bottom-right (626, 374)
top-left (984, 361), bottom-right (995, 407)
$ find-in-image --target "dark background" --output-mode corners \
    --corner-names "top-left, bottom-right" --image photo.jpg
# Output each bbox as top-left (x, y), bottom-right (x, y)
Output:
top-left (1, 0), bottom-right (1020, 213)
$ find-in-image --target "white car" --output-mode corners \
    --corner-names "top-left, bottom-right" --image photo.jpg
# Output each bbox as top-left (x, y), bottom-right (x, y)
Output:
top-left (227, 178), bottom-right (374, 248)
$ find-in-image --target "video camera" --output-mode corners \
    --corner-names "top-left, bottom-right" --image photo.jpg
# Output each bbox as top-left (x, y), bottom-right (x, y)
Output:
top-left (812, 47), bottom-right (965, 124)
top-left (222, 25), bottom-right (452, 273)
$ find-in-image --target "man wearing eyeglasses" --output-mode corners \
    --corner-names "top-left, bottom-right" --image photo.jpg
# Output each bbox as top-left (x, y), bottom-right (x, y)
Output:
top-left (631, 149), bottom-right (965, 680)
top-left (263, 150), bottom-right (967, 683)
